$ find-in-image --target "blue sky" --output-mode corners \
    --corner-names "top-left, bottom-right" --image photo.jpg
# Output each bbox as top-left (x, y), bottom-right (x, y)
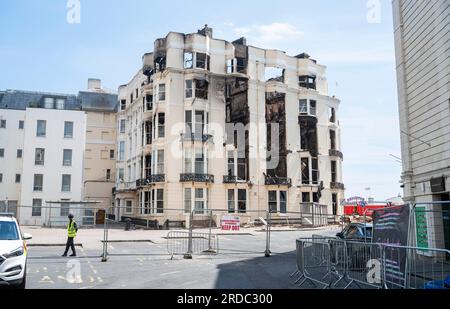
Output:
top-left (0, 0), bottom-right (402, 200)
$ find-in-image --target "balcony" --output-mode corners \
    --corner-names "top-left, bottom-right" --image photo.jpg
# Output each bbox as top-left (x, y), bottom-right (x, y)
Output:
top-left (180, 173), bottom-right (214, 183)
top-left (329, 149), bottom-right (344, 160)
top-left (136, 174), bottom-right (166, 187)
top-left (330, 182), bottom-right (345, 190)
top-left (223, 175), bottom-right (247, 184)
top-left (265, 176), bottom-right (292, 187)
top-left (181, 133), bottom-right (213, 143)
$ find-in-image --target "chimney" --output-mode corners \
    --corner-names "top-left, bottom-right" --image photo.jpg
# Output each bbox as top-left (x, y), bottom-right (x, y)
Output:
top-left (88, 78), bottom-right (102, 91)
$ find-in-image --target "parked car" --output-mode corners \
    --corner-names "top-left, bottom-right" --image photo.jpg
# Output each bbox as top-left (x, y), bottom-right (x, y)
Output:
top-left (0, 214), bottom-right (32, 289)
top-left (336, 223), bottom-right (373, 242)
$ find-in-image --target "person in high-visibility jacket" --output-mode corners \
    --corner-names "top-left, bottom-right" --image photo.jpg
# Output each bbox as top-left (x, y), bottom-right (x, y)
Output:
top-left (62, 214), bottom-right (78, 257)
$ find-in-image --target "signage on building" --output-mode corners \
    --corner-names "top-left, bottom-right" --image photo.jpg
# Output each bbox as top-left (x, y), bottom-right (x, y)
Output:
top-left (414, 207), bottom-right (429, 249)
top-left (430, 177), bottom-right (446, 193)
top-left (221, 216), bottom-right (240, 231)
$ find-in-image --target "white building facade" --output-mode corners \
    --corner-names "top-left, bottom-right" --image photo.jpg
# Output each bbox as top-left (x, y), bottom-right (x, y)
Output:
top-left (113, 26), bottom-right (345, 225)
top-left (0, 91), bottom-right (86, 225)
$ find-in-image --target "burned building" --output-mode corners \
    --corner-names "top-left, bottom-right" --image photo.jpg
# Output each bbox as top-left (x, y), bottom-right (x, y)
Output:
top-left (113, 26), bottom-right (345, 225)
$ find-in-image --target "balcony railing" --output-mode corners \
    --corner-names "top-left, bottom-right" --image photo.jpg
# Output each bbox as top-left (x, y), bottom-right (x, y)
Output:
top-left (180, 173), bottom-right (214, 183)
top-left (223, 175), bottom-right (247, 184)
top-left (329, 149), bottom-right (344, 160)
top-left (136, 174), bottom-right (166, 187)
top-left (265, 176), bottom-right (292, 187)
top-left (181, 133), bottom-right (213, 142)
top-left (330, 182), bottom-right (345, 190)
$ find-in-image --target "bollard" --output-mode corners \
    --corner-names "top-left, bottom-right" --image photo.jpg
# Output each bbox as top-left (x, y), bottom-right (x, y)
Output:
top-left (265, 211), bottom-right (272, 257)
top-left (101, 209), bottom-right (108, 262)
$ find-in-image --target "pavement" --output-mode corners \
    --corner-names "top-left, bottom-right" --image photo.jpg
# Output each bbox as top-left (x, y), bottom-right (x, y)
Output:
top-left (16, 225), bottom-right (341, 289)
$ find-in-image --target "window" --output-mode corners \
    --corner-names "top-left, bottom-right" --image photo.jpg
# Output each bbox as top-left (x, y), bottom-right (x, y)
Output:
top-left (196, 53), bottom-right (209, 70)
top-left (156, 189), bottom-right (164, 214)
top-left (0, 119), bottom-right (6, 128)
top-left (120, 100), bottom-right (126, 111)
top-left (226, 59), bottom-right (234, 73)
top-left (184, 52), bottom-right (193, 69)
top-left (195, 148), bottom-right (204, 174)
top-left (119, 119), bottom-right (126, 133)
top-left (299, 75), bottom-right (316, 89)
top-left (37, 120), bottom-right (46, 137)
top-left (280, 191), bottom-right (287, 214)
top-left (130, 93), bottom-right (134, 103)
top-left (15, 174), bottom-right (21, 183)
top-left (158, 113), bottom-right (165, 138)
top-left (146, 95), bottom-right (153, 111)
top-left (184, 148), bottom-right (192, 173)
top-left (299, 99), bottom-right (308, 114)
top-left (56, 99), bottom-right (65, 110)
top-left (312, 158), bottom-right (319, 185)
top-left (302, 192), bottom-right (311, 203)
top-left (110, 149), bottom-right (115, 160)
top-left (238, 189), bottom-right (247, 213)
top-left (195, 188), bottom-right (207, 214)
top-left (236, 58), bottom-right (246, 73)
top-left (118, 168), bottom-right (124, 181)
top-left (301, 158), bottom-right (310, 184)
top-left (119, 141), bottom-right (125, 161)
top-left (332, 194), bottom-right (338, 216)
top-left (268, 191), bottom-right (277, 212)
top-left (158, 84), bottom-right (166, 101)
top-left (62, 175), bottom-right (71, 192)
top-left (33, 174), bottom-right (43, 191)
top-left (32, 199), bottom-right (42, 217)
top-left (157, 150), bottom-right (164, 174)
top-left (195, 80), bottom-right (208, 99)
top-left (63, 121), bottom-right (74, 138)
top-left (185, 111), bottom-right (192, 135)
top-left (184, 188), bottom-right (192, 213)
top-left (185, 80), bottom-right (193, 98)
top-left (227, 189), bottom-right (235, 213)
top-left (16, 149), bottom-right (22, 158)
top-left (0, 174), bottom-right (2, 182)
top-left (330, 130), bottom-right (336, 150)
top-left (310, 100), bottom-right (317, 116)
top-left (194, 111), bottom-right (204, 138)
top-left (44, 97), bottom-right (54, 109)
top-left (331, 161), bottom-right (337, 183)
top-left (63, 149), bottom-right (72, 166)
top-left (0, 148), bottom-right (3, 158)
top-left (313, 192), bottom-right (319, 203)
top-left (60, 203), bottom-right (70, 217)
top-left (35, 148), bottom-right (45, 165)
top-left (329, 107), bottom-right (336, 123)
top-left (125, 200), bottom-right (132, 214)
top-left (227, 151), bottom-right (235, 177)
top-left (18, 120), bottom-right (24, 129)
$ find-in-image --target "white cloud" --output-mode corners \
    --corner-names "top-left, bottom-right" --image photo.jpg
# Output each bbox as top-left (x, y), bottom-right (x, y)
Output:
top-left (233, 22), bottom-right (304, 48)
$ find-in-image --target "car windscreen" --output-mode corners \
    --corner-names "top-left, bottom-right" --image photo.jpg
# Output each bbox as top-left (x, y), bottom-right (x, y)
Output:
top-left (0, 221), bottom-right (20, 240)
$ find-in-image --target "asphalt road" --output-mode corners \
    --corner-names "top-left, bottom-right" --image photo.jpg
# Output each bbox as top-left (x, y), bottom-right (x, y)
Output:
top-left (20, 228), bottom-right (337, 289)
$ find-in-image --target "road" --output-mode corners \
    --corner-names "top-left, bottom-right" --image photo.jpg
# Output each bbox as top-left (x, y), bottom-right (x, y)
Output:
top-left (20, 227), bottom-right (340, 289)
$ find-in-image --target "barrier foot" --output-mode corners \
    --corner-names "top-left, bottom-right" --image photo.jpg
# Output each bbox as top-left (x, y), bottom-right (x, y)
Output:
top-left (183, 253), bottom-right (193, 260)
top-left (264, 250), bottom-right (271, 258)
top-left (101, 255), bottom-right (108, 262)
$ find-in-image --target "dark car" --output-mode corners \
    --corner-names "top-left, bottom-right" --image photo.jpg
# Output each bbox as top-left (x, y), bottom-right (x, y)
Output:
top-left (336, 223), bottom-right (372, 242)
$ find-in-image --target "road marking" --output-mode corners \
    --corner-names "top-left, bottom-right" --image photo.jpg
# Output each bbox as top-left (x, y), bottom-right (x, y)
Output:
top-left (39, 276), bottom-right (54, 284)
top-left (160, 271), bottom-right (181, 277)
top-left (97, 277), bottom-right (103, 283)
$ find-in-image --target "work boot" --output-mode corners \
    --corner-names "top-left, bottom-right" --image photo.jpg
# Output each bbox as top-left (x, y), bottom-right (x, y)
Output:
top-left (70, 253), bottom-right (76, 257)
top-left (62, 254), bottom-right (67, 257)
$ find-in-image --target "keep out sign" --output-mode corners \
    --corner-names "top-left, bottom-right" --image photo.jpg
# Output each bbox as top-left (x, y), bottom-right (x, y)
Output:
top-left (221, 216), bottom-right (241, 231)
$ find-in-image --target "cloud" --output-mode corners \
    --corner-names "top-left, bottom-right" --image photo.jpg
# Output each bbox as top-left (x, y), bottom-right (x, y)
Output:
top-left (233, 22), bottom-right (304, 48)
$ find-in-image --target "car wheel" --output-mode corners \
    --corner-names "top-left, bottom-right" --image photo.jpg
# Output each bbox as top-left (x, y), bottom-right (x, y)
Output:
top-left (15, 270), bottom-right (26, 289)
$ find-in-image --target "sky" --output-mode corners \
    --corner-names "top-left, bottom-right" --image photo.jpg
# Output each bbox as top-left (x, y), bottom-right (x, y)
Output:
top-left (0, 0), bottom-right (403, 201)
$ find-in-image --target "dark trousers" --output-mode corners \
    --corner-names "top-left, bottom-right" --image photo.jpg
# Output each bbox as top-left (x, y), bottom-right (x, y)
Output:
top-left (63, 237), bottom-right (76, 255)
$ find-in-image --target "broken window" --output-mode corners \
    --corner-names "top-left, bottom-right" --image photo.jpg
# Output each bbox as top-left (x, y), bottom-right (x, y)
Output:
top-left (265, 67), bottom-right (284, 83)
top-left (301, 158), bottom-right (310, 184)
top-left (312, 192), bottom-right (319, 203)
top-left (236, 58), bottom-right (246, 73)
top-left (331, 160), bottom-right (337, 183)
top-left (266, 92), bottom-right (287, 179)
top-left (120, 100), bottom-right (126, 111)
top-left (299, 116), bottom-right (318, 156)
top-left (185, 80), bottom-right (193, 98)
top-left (299, 75), bottom-right (316, 90)
top-left (310, 100), bottom-right (317, 116)
top-left (146, 95), bottom-right (153, 111)
top-left (195, 80), bottom-right (208, 100)
top-left (158, 113), bottom-right (165, 138)
top-left (330, 130), bottom-right (336, 150)
top-left (299, 99), bottom-right (308, 114)
top-left (184, 52), bottom-right (193, 69)
top-left (329, 107), bottom-right (336, 123)
top-left (226, 59), bottom-right (234, 73)
top-left (302, 192), bottom-right (311, 203)
top-left (196, 53), bottom-right (209, 70)
top-left (158, 84), bottom-right (166, 101)
top-left (312, 158), bottom-right (319, 185)
top-left (227, 151), bottom-right (235, 177)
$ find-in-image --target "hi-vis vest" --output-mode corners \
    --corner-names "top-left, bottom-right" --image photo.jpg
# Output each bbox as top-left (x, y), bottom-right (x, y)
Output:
top-left (67, 220), bottom-right (77, 238)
